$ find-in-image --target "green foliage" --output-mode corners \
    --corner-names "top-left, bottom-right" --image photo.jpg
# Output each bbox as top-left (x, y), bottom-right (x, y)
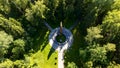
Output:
top-left (25, 0), bottom-right (49, 26)
top-left (0, 31), bottom-right (13, 47)
top-left (102, 10), bottom-right (120, 24)
top-left (44, 0), bottom-right (82, 23)
top-left (0, 59), bottom-right (14, 68)
top-left (107, 61), bottom-right (120, 68)
top-left (0, 0), bottom-right (10, 14)
top-left (14, 60), bottom-right (28, 68)
top-left (83, 8), bottom-right (120, 66)
top-left (101, 6), bottom-right (120, 66)
top-left (79, 43), bottom-right (116, 67)
top-left (11, 0), bottom-right (28, 10)
top-left (112, 0), bottom-right (120, 10)
top-left (84, 61), bottom-right (93, 68)
top-left (0, 31), bottom-right (13, 59)
top-left (0, 0), bottom-right (29, 18)
top-left (102, 10), bottom-right (120, 42)
top-left (104, 43), bottom-right (116, 52)
top-left (42, 0), bottom-right (60, 23)
top-left (0, 16), bottom-right (25, 37)
top-left (11, 39), bottom-right (25, 60)
top-left (81, 26), bottom-right (116, 67)
top-left (89, 44), bottom-right (107, 62)
top-left (81, 0), bottom-right (114, 27)
top-left (0, 59), bottom-right (28, 68)
top-left (85, 26), bottom-right (103, 45)
top-left (13, 39), bottom-right (25, 47)
top-left (67, 62), bottom-right (78, 68)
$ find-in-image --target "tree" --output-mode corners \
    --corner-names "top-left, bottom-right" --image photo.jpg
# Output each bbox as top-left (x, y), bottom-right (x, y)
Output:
top-left (0, 59), bottom-right (14, 68)
top-left (0, 15), bottom-right (25, 38)
top-left (11, 39), bottom-right (25, 60)
top-left (81, 26), bottom-right (116, 67)
top-left (66, 62), bottom-right (78, 68)
top-left (102, 10), bottom-right (120, 43)
top-left (25, 0), bottom-right (49, 27)
top-left (0, 31), bottom-right (13, 60)
top-left (101, 9), bottom-right (120, 64)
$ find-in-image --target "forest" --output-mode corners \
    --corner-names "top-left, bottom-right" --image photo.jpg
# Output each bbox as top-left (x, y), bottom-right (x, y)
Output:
top-left (0, 0), bottom-right (120, 68)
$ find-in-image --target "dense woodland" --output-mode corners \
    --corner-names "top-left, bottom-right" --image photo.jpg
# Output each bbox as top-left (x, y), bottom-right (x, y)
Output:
top-left (0, 0), bottom-right (120, 68)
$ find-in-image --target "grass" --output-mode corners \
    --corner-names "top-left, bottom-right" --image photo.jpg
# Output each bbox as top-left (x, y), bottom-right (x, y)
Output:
top-left (29, 44), bottom-right (58, 68)
top-left (27, 30), bottom-right (58, 68)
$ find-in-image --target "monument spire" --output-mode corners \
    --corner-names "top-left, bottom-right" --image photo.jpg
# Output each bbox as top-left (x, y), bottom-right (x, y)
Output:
top-left (60, 21), bottom-right (63, 34)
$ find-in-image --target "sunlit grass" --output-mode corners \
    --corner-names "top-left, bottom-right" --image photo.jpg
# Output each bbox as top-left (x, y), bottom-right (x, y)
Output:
top-left (28, 30), bottom-right (58, 68)
top-left (29, 44), bottom-right (58, 68)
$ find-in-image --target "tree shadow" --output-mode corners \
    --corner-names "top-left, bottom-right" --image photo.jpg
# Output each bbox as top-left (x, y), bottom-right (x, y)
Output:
top-left (41, 40), bottom-right (48, 51)
top-left (64, 24), bottom-right (87, 67)
top-left (47, 47), bottom-right (55, 60)
top-left (31, 27), bottom-right (49, 52)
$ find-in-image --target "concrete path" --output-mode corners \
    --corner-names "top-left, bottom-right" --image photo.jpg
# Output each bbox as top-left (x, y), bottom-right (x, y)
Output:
top-left (69, 20), bottom-right (79, 30)
top-left (58, 48), bottom-right (64, 68)
top-left (49, 28), bottom-right (73, 68)
top-left (44, 22), bottom-right (53, 31)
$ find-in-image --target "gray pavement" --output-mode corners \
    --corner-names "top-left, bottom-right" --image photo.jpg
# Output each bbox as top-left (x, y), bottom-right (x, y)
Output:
top-left (49, 27), bottom-right (73, 68)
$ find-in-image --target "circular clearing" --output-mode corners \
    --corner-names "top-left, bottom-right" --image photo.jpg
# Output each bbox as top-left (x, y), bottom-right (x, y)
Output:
top-left (49, 27), bottom-right (73, 51)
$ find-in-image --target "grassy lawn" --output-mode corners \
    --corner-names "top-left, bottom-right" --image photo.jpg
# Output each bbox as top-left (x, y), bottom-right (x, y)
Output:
top-left (29, 44), bottom-right (58, 68)
top-left (27, 30), bottom-right (58, 68)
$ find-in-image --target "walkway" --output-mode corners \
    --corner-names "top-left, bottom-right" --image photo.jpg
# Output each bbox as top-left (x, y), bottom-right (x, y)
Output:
top-left (44, 22), bottom-right (77, 68)
top-left (44, 22), bottom-right (53, 31)
top-left (58, 48), bottom-right (64, 68)
top-left (49, 28), bottom-right (73, 68)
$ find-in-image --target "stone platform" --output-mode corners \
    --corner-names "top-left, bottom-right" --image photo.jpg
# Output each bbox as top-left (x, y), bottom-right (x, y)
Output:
top-left (49, 27), bottom-right (73, 51)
